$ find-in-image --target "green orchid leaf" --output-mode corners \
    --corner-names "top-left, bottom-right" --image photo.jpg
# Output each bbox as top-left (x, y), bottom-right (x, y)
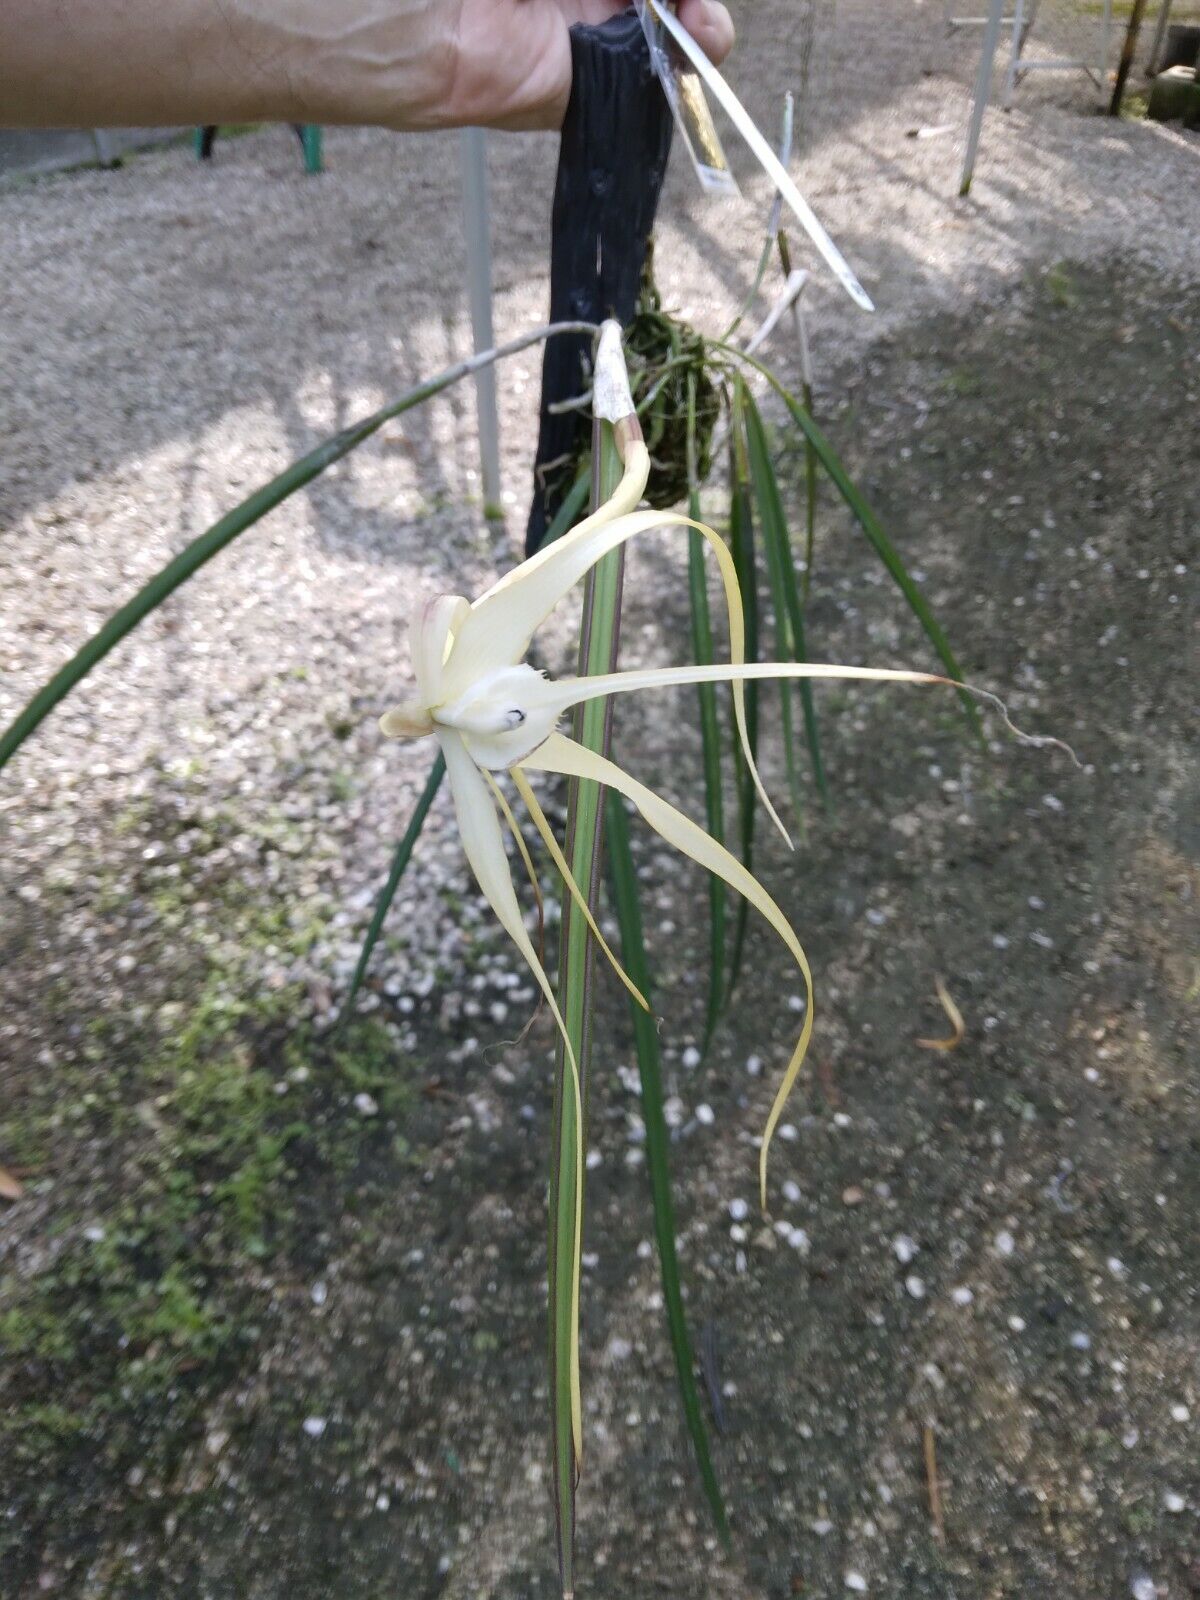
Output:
top-left (727, 410), bottom-right (759, 993)
top-left (686, 376), bottom-right (728, 1049)
top-left (741, 382), bottom-right (828, 806)
top-left (606, 789), bottom-right (730, 1541)
top-left (334, 753), bottom-right (446, 1030)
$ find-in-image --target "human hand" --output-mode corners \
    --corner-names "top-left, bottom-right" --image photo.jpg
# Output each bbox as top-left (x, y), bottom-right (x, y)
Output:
top-left (428, 0), bottom-right (736, 130)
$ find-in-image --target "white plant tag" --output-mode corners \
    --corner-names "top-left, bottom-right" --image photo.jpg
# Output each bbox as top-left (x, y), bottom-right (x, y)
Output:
top-left (634, 0), bottom-right (740, 196)
top-left (646, 0), bottom-right (875, 312)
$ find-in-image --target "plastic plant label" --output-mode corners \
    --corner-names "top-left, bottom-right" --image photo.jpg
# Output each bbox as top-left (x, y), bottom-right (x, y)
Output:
top-left (635, 0), bottom-right (739, 196)
top-left (647, 0), bottom-right (875, 312)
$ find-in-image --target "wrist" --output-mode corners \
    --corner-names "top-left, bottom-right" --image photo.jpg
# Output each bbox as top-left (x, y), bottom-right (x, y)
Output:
top-left (276, 0), bottom-right (459, 131)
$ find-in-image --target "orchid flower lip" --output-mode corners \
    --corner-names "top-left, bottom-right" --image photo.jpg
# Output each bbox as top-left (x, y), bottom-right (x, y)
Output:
top-left (428, 665), bottom-right (557, 769)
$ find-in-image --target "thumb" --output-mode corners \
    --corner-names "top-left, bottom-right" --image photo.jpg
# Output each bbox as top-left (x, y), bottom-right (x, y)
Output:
top-left (674, 0), bottom-right (735, 65)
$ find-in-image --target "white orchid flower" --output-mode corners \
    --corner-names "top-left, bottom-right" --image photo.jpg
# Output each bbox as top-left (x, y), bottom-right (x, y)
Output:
top-left (380, 324), bottom-right (1059, 1468)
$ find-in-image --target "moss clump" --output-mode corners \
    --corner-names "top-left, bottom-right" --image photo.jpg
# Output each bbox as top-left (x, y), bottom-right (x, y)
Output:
top-left (623, 270), bottom-right (721, 509)
top-left (556, 252), bottom-right (723, 513)
top-left (0, 895), bottom-right (416, 1575)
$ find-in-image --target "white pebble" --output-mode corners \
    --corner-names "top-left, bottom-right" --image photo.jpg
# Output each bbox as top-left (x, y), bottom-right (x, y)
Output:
top-left (788, 1227), bottom-right (811, 1254)
top-left (844, 1572), bottom-right (868, 1593)
top-left (811, 1517), bottom-right (833, 1536)
top-left (1008, 1315), bottom-right (1027, 1333)
top-left (745, 1053), bottom-right (763, 1077)
top-left (905, 1274), bottom-right (926, 1300)
top-left (1070, 1331), bottom-right (1091, 1351)
top-left (778, 1122), bottom-right (799, 1141)
top-left (1042, 794), bottom-right (1064, 813)
top-left (994, 1230), bottom-right (1016, 1257)
top-left (353, 1092), bottom-right (379, 1116)
top-left (1170, 1404), bottom-right (1190, 1423)
top-left (695, 1103), bottom-right (715, 1126)
top-left (681, 1046), bottom-right (701, 1070)
top-left (1107, 1256), bottom-right (1126, 1278)
top-left (302, 1417), bottom-right (327, 1439)
top-left (951, 1286), bottom-right (974, 1307)
top-left (1163, 1491), bottom-right (1185, 1514)
top-left (729, 1198), bottom-right (750, 1221)
top-left (1130, 1577), bottom-right (1156, 1600)
top-left (892, 1234), bottom-right (918, 1265)
top-left (375, 1492), bottom-right (390, 1511)
top-left (310, 1281), bottom-right (328, 1307)
top-left (992, 932), bottom-right (1010, 950)
top-left (782, 1180), bottom-right (802, 1204)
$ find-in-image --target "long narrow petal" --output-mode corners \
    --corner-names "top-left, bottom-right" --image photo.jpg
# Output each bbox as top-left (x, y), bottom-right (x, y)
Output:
top-left (439, 730), bottom-right (587, 1462)
top-left (523, 661), bottom-right (942, 719)
top-left (481, 769), bottom-right (545, 936)
top-left (445, 503), bottom-right (790, 848)
top-left (521, 733), bottom-right (814, 1213)
top-left (438, 441), bottom-right (651, 699)
top-left (510, 767), bottom-right (651, 1015)
top-left (482, 769), bottom-right (549, 1047)
top-left (440, 731), bottom-right (566, 1046)
top-left (520, 663), bottom-right (1075, 763)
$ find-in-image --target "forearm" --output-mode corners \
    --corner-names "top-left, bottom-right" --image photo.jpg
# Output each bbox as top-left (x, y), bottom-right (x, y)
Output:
top-left (0, 0), bottom-right (451, 130)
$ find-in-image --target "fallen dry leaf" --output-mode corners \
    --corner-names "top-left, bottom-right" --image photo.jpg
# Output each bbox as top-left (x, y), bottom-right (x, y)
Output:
top-left (0, 1164), bottom-right (25, 1201)
top-left (916, 976), bottom-right (966, 1051)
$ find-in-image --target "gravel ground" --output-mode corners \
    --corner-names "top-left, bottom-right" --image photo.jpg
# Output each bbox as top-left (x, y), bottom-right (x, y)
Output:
top-left (2, 2), bottom-right (1197, 998)
top-left (2, 4), bottom-right (1198, 1597)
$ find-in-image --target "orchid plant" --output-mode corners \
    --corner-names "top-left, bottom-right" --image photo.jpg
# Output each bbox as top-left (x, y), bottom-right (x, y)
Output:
top-left (373, 321), bottom-right (1058, 1490)
top-left (0, 305), bottom-right (1068, 1595)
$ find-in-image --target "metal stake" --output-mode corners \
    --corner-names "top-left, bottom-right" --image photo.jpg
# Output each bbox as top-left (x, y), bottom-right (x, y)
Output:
top-left (959, 0), bottom-right (1008, 196)
top-left (1110, 0), bottom-right (1151, 113)
top-left (459, 128), bottom-right (503, 519)
top-left (1146, 0), bottom-right (1175, 76)
top-left (1001, 0), bottom-right (1029, 108)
